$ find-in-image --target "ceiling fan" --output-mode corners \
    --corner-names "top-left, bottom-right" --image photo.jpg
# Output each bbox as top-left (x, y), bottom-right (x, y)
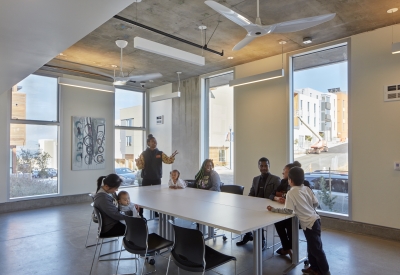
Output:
top-left (204, 0), bottom-right (336, 51)
top-left (87, 40), bottom-right (162, 87)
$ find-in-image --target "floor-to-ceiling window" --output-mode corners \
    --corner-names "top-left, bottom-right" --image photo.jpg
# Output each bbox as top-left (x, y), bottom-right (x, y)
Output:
top-left (114, 88), bottom-right (145, 186)
top-left (10, 74), bottom-right (59, 198)
top-left (292, 44), bottom-right (349, 216)
top-left (204, 72), bottom-right (234, 185)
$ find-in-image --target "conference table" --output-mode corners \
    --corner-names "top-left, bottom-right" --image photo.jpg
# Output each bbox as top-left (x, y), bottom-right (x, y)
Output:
top-left (124, 185), bottom-right (300, 275)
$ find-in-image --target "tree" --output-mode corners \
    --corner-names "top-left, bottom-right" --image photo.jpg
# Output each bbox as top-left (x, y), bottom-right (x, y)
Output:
top-left (35, 150), bottom-right (52, 178)
top-left (317, 176), bottom-right (337, 212)
top-left (16, 148), bottom-right (39, 173)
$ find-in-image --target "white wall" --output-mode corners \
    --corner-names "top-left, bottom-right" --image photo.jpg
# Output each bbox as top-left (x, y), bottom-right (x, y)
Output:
top-left (234, 55), bottom-right (289, 193)
top-left (60, 77), bottom-right (115, 195)
top-left (148, 84), bottom-right (173, 184)
top-left (350, 26), bottom-right (400, 229)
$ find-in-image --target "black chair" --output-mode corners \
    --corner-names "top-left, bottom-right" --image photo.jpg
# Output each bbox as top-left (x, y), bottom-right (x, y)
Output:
top-left (116, 215), bottom-right (174, 275)
top-left (220, 184), bottom-right (244, 195)
top-left (89, 207), bottom-right (129, 275)
top-left (167, 220), bottom-right (236, 275)
top-left (184, 179), bottom-right (196, 188)
top-left (85, 193), bottom-right (117, 248)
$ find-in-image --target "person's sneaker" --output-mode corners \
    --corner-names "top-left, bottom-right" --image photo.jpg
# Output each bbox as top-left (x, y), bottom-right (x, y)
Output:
top-left (275, 247), bottom-right (284, 255)
top-left (301, 267), bottom-right (318, 274)
top-left (236, 234), bottom-right (253, 246)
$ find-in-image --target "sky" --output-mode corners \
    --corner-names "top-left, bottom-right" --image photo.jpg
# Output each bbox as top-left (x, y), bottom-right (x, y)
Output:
top-left (294, 62), bottom-right (348, 93)
top-left (114, 88), bottom-right (143, 120)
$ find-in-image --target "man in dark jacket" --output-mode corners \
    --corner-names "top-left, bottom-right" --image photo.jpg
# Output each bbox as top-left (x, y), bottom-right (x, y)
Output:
top-left (236, 157), bottom-right (280, 249)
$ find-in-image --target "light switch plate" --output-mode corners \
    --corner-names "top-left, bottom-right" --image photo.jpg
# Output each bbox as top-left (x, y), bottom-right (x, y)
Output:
top-left (394, 162), bottom-right (400, 171)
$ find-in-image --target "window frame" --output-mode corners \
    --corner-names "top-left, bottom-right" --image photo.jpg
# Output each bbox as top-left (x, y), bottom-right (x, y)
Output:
top-left (114, 87), bottom-right (146, 188)
top-left (8, 73), bottom-right (61, 201)
top-left (288, 39), bottom-right (352, 220)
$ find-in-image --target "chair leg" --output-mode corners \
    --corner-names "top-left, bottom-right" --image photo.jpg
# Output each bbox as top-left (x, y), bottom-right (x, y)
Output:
top-left (97, 239), bottom-right (104, 260)
top-left (89, 238), bottom-right (100, 275)
top-left (235, 260), bottom-right (237, 275)
top-left (115, 240), bottom-right (124, 274)
top-left (166, 255), bottom-right (171, 275)
top-left (84, 219), bottom-right (93, 248)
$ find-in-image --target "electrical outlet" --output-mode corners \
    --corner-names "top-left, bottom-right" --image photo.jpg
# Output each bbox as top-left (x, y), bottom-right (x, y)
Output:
top-left (394, 162), bottom-right (400, 171)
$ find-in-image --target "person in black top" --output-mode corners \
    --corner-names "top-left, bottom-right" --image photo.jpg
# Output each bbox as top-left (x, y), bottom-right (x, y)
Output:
top-left (236, 157), bottom-right (280, 249)
top-left (272, 161), bottom-right (311, 257)
top-left (135, 134), bottom-right (178, 217)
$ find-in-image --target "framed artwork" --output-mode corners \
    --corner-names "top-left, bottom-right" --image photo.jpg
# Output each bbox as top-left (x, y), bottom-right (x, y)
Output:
top-left (72, 116), bottom-right (106, 170)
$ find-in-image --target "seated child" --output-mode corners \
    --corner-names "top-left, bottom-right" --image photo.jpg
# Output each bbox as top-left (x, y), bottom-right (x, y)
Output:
top-left (267, 167), bottom-right (330, 275)
top-left (168, 169), bottom-right (187, 189)
top-left (117, 190), bottom-right (140, 218)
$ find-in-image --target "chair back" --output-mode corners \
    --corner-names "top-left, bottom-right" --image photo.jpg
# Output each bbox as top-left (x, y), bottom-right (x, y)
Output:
top-left (92, 207), bottom-right (103, 236)
top-left (123, 216), bottom-right (148, 249)
top-left (220, 184), bottom-right (244, 195)
top-left (184, 180), bottom-right (196, 188)
top-left (169, 220), bottom-right (205, 267)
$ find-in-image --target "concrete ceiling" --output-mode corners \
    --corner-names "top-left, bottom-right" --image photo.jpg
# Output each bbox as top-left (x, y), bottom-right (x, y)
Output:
top-left (0, 0), bottom-right (135, 94)
top-left (46, 0), bottom-right (400, 89)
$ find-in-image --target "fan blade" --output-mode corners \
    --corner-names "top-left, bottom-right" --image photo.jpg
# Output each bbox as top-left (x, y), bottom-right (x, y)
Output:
top-left (270, 13), bottom-right (336, 33)
top-left (233, 35), bottom-right (256, 51)
top-left (126, 73), bottom-right (163, 82)
top-left (205, 1), bottom-right (252, 27)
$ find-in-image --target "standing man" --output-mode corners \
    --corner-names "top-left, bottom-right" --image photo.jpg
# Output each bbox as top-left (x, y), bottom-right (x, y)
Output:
top-left (236, 157), bottom-right (280, 249)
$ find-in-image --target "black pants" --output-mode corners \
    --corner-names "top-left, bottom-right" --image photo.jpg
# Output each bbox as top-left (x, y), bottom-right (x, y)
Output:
top-left (274, 218), bottom-right (292, 250)
top-left (303, 219), bottom-right (330, 275)
top-left (101, 222), bottom-right (126, 237)
top-left (140, 179), bottom-right (161, 217)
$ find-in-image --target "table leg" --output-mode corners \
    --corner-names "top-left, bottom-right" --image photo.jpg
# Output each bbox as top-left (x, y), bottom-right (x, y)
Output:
top-left (158, 212), bottom-right (163, 236)
top-left (283, 216), bottom-right (307, 274)
top-left (253, 228), bottom-right (262, 275)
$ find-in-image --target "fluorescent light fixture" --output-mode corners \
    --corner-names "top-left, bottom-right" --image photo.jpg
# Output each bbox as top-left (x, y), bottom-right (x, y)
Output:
top-left (151, 92), bottom-right (181, 102)
top-left (134, 37), bottom-right (205, 66)
top-left (392, 42), bottom-right (400, 54)
top-left (58, 77), bottom-right (114, 93)
top-left (303, 37), bottom-right (312, 44)
top-left (228, 69), bottom-right (284, 87)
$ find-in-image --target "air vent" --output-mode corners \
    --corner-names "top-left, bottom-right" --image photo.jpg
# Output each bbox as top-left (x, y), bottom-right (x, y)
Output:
top-left (384, 85), bottom-right (400, 102)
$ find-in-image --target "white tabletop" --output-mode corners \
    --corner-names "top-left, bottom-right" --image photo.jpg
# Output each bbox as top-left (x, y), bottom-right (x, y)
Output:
top-left (124, 185), bottom-right (292, 235)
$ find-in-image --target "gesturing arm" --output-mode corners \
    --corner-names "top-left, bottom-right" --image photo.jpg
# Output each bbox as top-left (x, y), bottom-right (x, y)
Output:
top-left (135, 154), bottom-right (145, 170)
top-left (162, 152), bottom-right (175, 164)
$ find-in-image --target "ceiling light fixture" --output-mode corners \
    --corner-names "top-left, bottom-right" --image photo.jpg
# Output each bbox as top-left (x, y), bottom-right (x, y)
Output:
top-left (134, 37), bottom-right (205, 66)
top-left (229, 41), bottom-right (285, 87)
top-left (58, 77), bottom-right (114, 93)
top-left (303, 37), bottom-right (313, 44)
top-left (227, 56), bottom-right (234, 59)
top-left (388, 8), bottom-right (400, 54)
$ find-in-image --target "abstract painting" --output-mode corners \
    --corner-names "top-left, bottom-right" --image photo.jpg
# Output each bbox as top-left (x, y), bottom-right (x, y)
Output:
top-left (72, 116), bottom-right (106, 170)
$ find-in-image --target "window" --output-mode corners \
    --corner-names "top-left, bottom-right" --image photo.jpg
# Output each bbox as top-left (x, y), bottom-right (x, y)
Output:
top-left (115, 88), bottom-right (145, 187)
top-left (126, 136), bottom-right (132, 146)
top-left (292, 44), bottom-right (349, 216)
top-left (314, 103), bottom-right (316, 113)
top-left (219, 149), bottom-right (226, 162)
top-left (203, 72), bottom-right (234, 184)
top-left (300, 100), bottom-right (303, 110)
top-left (10, 75), bottom-right (59, 198)
top-left (307, 102), bottom-right (310, 111)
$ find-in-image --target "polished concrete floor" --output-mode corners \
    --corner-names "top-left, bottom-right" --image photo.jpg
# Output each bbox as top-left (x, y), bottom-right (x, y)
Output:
top-left (0, 203), bottom-right (399, 275)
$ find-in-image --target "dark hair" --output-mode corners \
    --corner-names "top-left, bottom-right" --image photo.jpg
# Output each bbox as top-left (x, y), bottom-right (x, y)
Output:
top-left (292, 161), bottom-right (301, 167)
top-left (258, 157), bottom-right (270, 166)
top-left (96, 173), bottom-right (123, 192)
top-left (195, 159), bottom-right (214, 181)
top-left (170, 169), bottom-right (181, 179)
top-left (117, 190), bottom-right (129, 200)
top-left (147, 134), bottom-right (156, 144)
top-left (288, 167), bottom-right (304, 186)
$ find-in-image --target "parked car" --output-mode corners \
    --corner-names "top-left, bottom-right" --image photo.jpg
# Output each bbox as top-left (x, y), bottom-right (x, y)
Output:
top-left (115, 167), bottom-right (136, 186)
top-left (304, 171), bottom-right (348, 193)
top-left (32, 169), bottom-right (39, 178)
top-left (45, 168), bottom-right (58, 178)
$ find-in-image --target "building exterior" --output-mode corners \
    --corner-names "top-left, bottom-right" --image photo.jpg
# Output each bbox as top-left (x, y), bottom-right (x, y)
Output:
top-left (209, 85), bottom-right (233, 167)
top-left (115, 105), bottom-right (144, 170)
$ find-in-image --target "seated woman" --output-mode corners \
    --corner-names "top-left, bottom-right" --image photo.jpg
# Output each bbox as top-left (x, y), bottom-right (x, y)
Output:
top-left (194, 159), bottom-right (221, 191)
top-left (168, 169), bottom-right (187, 189)
top-left (93, 174), bottom-right (126, 237)
top-left (272, 161), bottom-right (311, 257)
